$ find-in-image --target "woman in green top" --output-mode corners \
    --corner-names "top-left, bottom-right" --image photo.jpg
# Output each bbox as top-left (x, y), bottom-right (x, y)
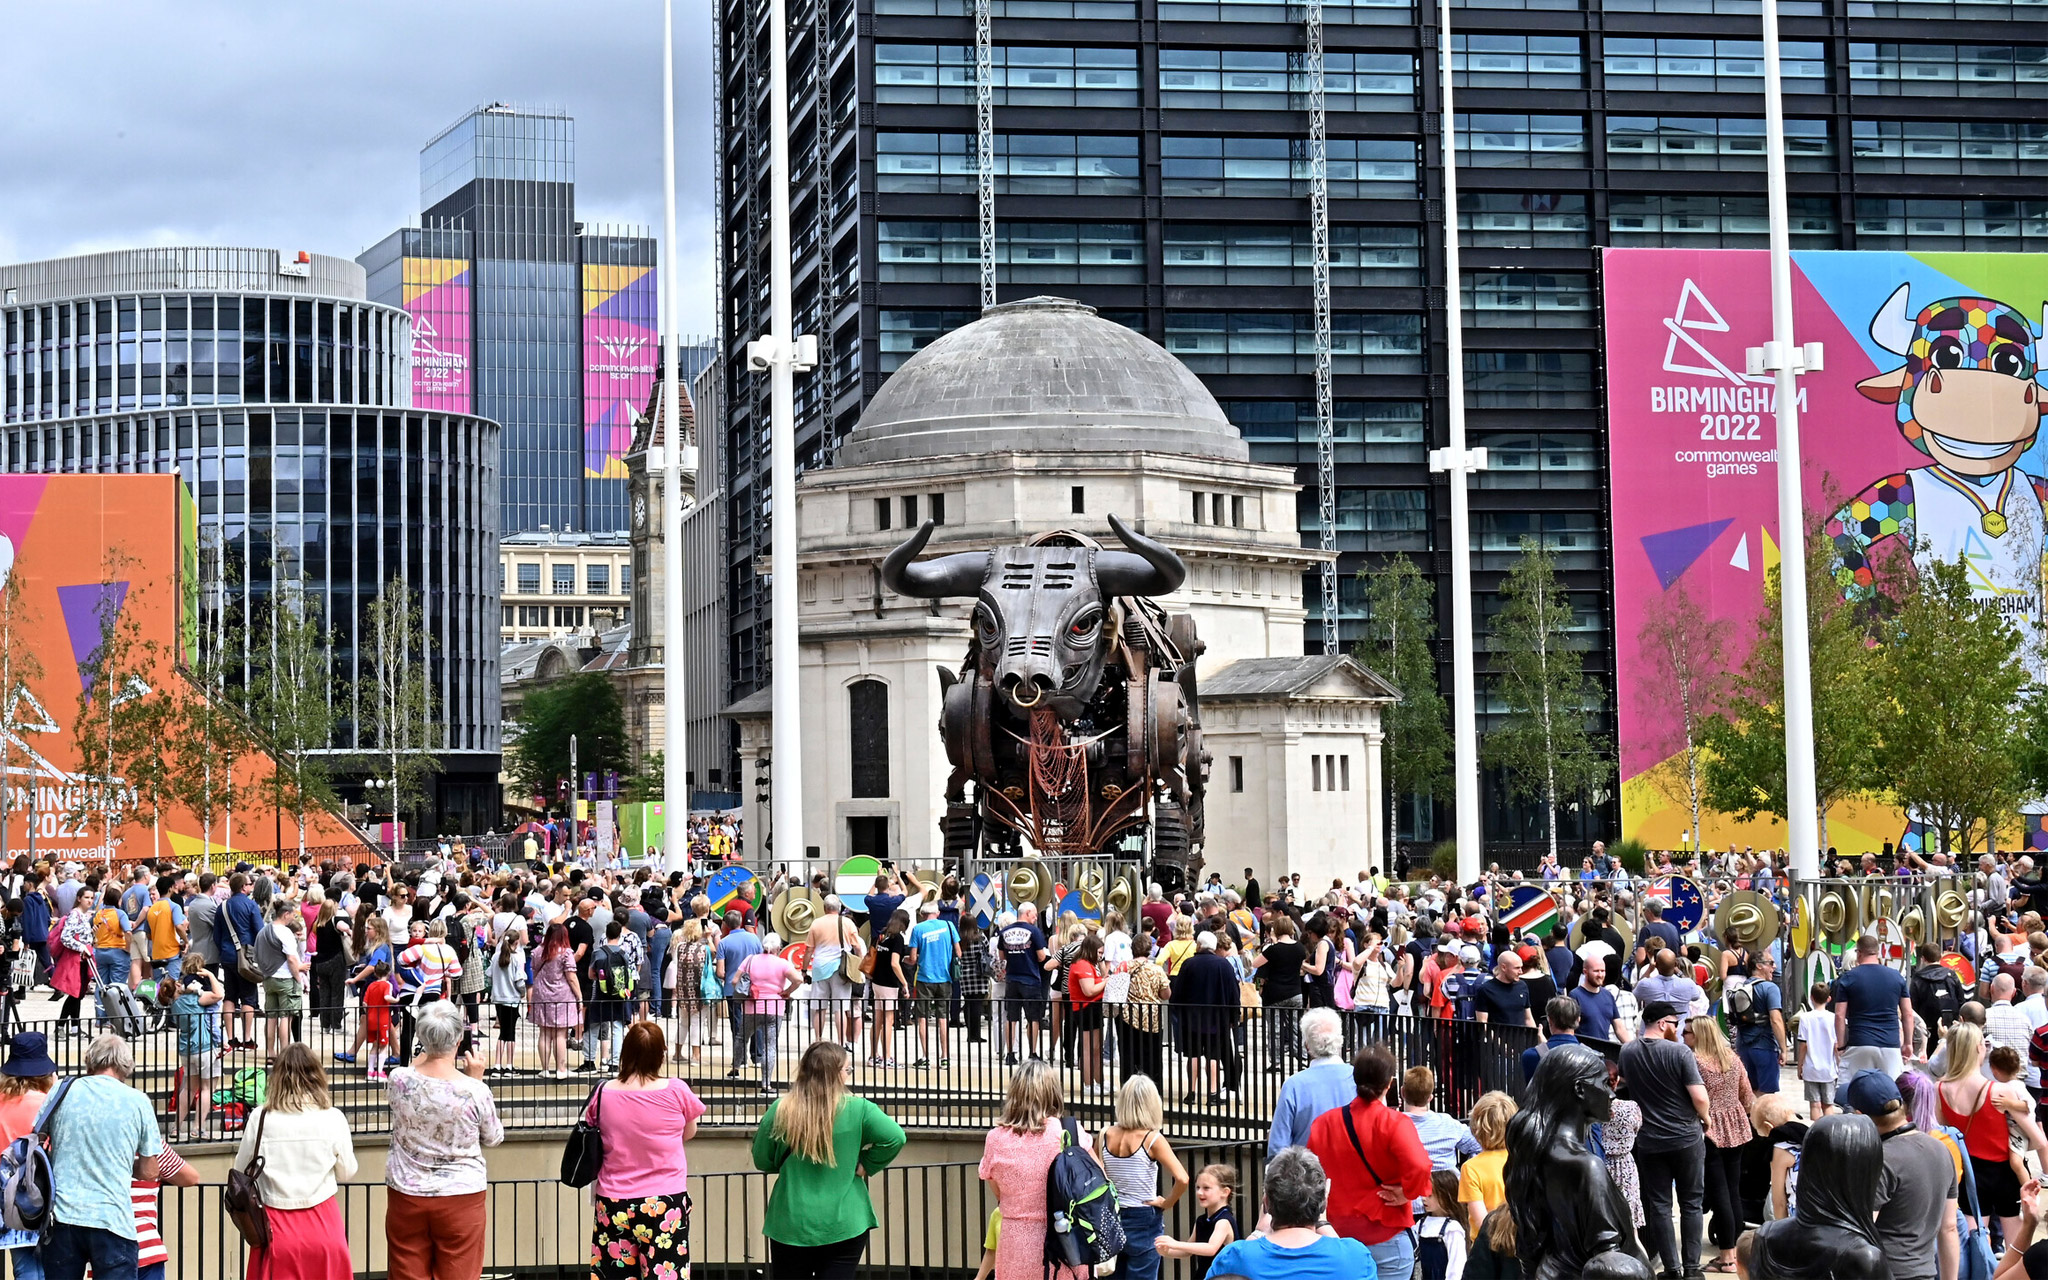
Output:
top-left (753, 1040), bottom-right (908, 1279)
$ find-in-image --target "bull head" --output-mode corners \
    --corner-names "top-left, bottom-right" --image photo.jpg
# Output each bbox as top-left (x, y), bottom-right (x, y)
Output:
top-left (1858, 282), bottom-right (2046, 476)
top-left (882, 513), bottom-right (1185, 712)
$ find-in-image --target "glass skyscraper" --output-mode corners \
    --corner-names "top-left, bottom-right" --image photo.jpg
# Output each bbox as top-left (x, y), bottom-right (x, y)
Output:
top-left (363, 104), bottom-right (658, 535)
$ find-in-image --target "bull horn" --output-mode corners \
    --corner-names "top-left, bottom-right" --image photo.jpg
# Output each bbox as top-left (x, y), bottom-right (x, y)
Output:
top-left (1096, 512), bottom-right (1187, 598)
top-left (1869, 282), bottom-right (1916, 357)
top-left (880, 520), bottom-right (988, 599)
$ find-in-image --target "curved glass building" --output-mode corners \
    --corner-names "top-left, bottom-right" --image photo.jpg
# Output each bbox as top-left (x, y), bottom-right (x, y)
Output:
top-left (0, 247), bottom-right (502, 835)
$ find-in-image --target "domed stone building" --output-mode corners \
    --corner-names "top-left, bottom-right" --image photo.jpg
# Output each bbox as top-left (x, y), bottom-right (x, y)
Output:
top-left (726, 299), bottom-right (1395, 891)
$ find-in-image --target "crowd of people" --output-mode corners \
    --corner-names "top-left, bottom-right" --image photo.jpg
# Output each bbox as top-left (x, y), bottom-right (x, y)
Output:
top-left (13, 837), bottom-right (2048, 1280)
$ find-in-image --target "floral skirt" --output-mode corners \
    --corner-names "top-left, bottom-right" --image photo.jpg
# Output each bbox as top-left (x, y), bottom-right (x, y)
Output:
top-left (592, 1190), bottom-right (692, 1280)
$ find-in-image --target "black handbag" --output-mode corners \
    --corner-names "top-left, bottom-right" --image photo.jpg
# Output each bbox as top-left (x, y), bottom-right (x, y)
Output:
top-left (561, 1079), bottom-right (606, 1188)
top-left (224, 1105), bottom-right (271, 1250)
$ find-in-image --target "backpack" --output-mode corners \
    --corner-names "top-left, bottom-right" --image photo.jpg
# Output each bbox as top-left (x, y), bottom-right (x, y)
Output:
top-left (1043, 1117), bottom-right (1124, 1269)
top-left (0, 1077), bottom-right (71, 1235)
top-left (590, 947), bottom-right (632, 1002)
top-left (1913, 967), bottom-right (1964, 1029)
top-left (214, 1066), bottom-right (268, 1107)
top-left (1725, 979), bottom-right (1764, 1029)
top-left (252, 924), bottom-right (286, 978)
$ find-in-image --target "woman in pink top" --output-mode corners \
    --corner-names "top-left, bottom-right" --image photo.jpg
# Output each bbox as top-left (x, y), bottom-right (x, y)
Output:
top-left (0, 1032), bottom-right (53, 1143)
top-left (738, 949), bottom-right (801, 1096)
top-left (582, 1021), bottom-right (706, 1279)
top-left (980, 1059), bottom-right (1097, 1280)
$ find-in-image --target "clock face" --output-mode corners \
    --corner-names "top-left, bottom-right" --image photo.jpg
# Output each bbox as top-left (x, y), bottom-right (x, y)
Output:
top-left (633, 495), bottom-right (648, 528)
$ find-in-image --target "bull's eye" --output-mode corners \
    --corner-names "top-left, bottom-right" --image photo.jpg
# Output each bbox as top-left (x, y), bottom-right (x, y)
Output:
top-left (1066, 607), bottom-right (1104, 644)
top-left (974, 603), bottom-right (999, 645)
top-left (1929, 339), bottom-right (1966, 370)
top-left (1989, 343), bottom-right (2026, 377)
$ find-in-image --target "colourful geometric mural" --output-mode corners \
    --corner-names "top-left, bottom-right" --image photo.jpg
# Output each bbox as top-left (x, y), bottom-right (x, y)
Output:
top-left (1607, 250), bottom-right (2048, 850)
top-left (582, 263), bottom-right (659, 480)
top-left (0, 475), bottom-right (366, 862)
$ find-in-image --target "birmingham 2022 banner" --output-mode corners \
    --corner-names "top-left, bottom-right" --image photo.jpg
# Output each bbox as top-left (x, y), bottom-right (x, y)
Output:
top-left (582, 264), bottom-right (659, 481)
top-left (401, 257), bottom-right (473, 413)
top-left (1607, 248), bottom-right (2048, 850)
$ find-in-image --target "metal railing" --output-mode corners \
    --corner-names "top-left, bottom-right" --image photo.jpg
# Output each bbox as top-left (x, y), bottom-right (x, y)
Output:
top-left (19, 996), bottom-right (1535, 1142)
top-left (160, 1144), bottom-right (1271, 1279)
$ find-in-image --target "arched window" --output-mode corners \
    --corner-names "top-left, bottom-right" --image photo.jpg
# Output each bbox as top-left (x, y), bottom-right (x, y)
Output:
top-left (849, 679), bottom-right (890, 797)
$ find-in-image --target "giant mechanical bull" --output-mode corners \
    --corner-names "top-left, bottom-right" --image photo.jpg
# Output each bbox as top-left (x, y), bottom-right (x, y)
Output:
top-left (881, 513), bottom-right (1208, 885)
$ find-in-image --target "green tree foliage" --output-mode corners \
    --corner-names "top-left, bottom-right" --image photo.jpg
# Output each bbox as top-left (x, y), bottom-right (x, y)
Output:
top-left (512, 672), bottom-right (634, 805)
top-left (68, 556), bottom-right (166, 861)
top-left (1635, 579), bottom-right (1731, 852)
top-left (362, 579), bottom-right (442, 836)
top-left (1359, 555), bottom-right (1451, 865)
top-left (621, 752), bottom-right (664, 804)
top-left (169, 622), bottom-right (255, 870)
top-left (1873, 554), bottom-right (2029, 856)
top-left (1482, 537), bottom-right (1610, 863)
top-left (252, 582), bottom-right (343, 857)
top-left (0, 562), bottom-right (45, 864)
top-left (1701, 518), bottom-right (1885, 850)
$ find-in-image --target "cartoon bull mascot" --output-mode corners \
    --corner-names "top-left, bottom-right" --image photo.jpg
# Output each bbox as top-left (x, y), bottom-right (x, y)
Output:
top-left (1826, 283), bottom-right (2048, 671)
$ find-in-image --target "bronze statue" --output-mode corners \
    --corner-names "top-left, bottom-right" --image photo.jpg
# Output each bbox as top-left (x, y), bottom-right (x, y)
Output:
top-left (1506, 1043), bottom-right (1653, 1280)
top-left (1748, 1113), bottom-right (1892, 1280)
top-left (881, 514), bottom-right (1208, 886)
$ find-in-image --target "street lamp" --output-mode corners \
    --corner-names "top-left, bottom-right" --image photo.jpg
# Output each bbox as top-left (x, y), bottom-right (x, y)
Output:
top-left (363, 776), bottom-right (399, 863)
top-left (1749, 0), bottom-right (1823, 879)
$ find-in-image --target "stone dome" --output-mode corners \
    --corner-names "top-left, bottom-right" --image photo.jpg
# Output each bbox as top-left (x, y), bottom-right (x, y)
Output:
top-left (836, 297), bottom-right (1249, 466)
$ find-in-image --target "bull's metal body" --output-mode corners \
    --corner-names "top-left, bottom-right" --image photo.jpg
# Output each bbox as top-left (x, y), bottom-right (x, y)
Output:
top-left (882, 514), bottom-right (1209, 888)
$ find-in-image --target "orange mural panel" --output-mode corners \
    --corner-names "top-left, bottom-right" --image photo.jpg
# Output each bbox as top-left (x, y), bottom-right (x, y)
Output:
top-left (0, 475), bottom-right (370, 864)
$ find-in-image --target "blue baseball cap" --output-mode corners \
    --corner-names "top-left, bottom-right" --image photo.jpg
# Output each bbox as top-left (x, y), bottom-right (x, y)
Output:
top-left (1843, 1069), bottom-right (1902, 1117)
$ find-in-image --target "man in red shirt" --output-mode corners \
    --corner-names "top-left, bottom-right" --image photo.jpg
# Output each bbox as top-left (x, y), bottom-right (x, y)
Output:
top-left (1306, 1045), bottom-right (1434, 1280)
top-left (1140, 885), bottom-right (1174, 940)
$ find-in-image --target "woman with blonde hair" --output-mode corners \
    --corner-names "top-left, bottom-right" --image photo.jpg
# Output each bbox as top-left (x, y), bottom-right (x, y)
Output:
top-left (1685, 1011), bottom-right (1754, 1271)
top-left (981, 1059), bottom-right (1099, 1280)
top-left (1938, 1020), bottom-right (2042, 1244)
top-left (232, 1042), bottom-right (358, 1279)
top-left (1158, 914), bottom-right (1197, 977)
top-left (1096, 1074), bottom-right (1188, 1280)
top-left (1458, 1090), bottom-right (1519, 1234)
top-left (754, 1040), bottom-right (907, 1279)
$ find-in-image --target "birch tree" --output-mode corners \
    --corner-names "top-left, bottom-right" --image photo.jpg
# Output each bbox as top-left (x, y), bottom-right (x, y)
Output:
top-left (68, 561), bottom-right (160, 862)
top-left (1874, 553), bottom-right (2028, 855)
top-left (1636, 579), bottom-right (1730, 852)
top-left (1359, 555), bottom-right (1451, 865)
top-left (1702, 516), bottom-right (1885, 850)
top-left (0, 565), bottom-right (44, 864)
top-left (252, 583), bottom-right (341, 857)
top-left (1482, 537), bottom-right (1609, 861)
top-left (362, 578), bottom-right (441, 845)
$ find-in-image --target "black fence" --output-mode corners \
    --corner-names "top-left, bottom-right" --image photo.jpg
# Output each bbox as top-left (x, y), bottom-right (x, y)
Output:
top-left (22, 996), bottom-right (1536, 1143)
top-left (160, 1145), bottom-right (1271, 1279)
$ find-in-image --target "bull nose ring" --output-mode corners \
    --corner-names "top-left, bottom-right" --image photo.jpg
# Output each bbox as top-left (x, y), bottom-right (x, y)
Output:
top-left (1011, 681), bottom-right (1044, 707)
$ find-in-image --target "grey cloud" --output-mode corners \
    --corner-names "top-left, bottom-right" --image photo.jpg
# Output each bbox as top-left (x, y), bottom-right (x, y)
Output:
top-left (0, 0), bottom-right (718, 330)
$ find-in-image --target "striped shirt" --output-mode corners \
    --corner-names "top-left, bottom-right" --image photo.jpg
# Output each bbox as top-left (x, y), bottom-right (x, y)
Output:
top-left (135, 1148), bottom-right (187, 1268)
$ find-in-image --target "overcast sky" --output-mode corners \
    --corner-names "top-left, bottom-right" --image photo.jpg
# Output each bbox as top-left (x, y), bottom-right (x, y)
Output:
top-left (0, 0), bottom-right (719, 332)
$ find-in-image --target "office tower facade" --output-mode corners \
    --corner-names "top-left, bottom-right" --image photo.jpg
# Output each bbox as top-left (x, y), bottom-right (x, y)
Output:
top-left (363, 104), bottom-right (660, 536)
top-left (0, 247), bottom-right (502, 835)
top-left (716, 0), bottom-right (2048, 849)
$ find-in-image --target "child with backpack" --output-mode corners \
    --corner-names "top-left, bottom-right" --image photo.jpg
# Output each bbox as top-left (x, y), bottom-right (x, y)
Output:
top-left (166, 961), bottom-right (222, 1140)
top-left (1415, 1169), bottom-right (1468, 1280)
top-left (1794, 983), bottom-right (1838, 1118)
top-left (1154, 1163), bottom-right (1240, 1280)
